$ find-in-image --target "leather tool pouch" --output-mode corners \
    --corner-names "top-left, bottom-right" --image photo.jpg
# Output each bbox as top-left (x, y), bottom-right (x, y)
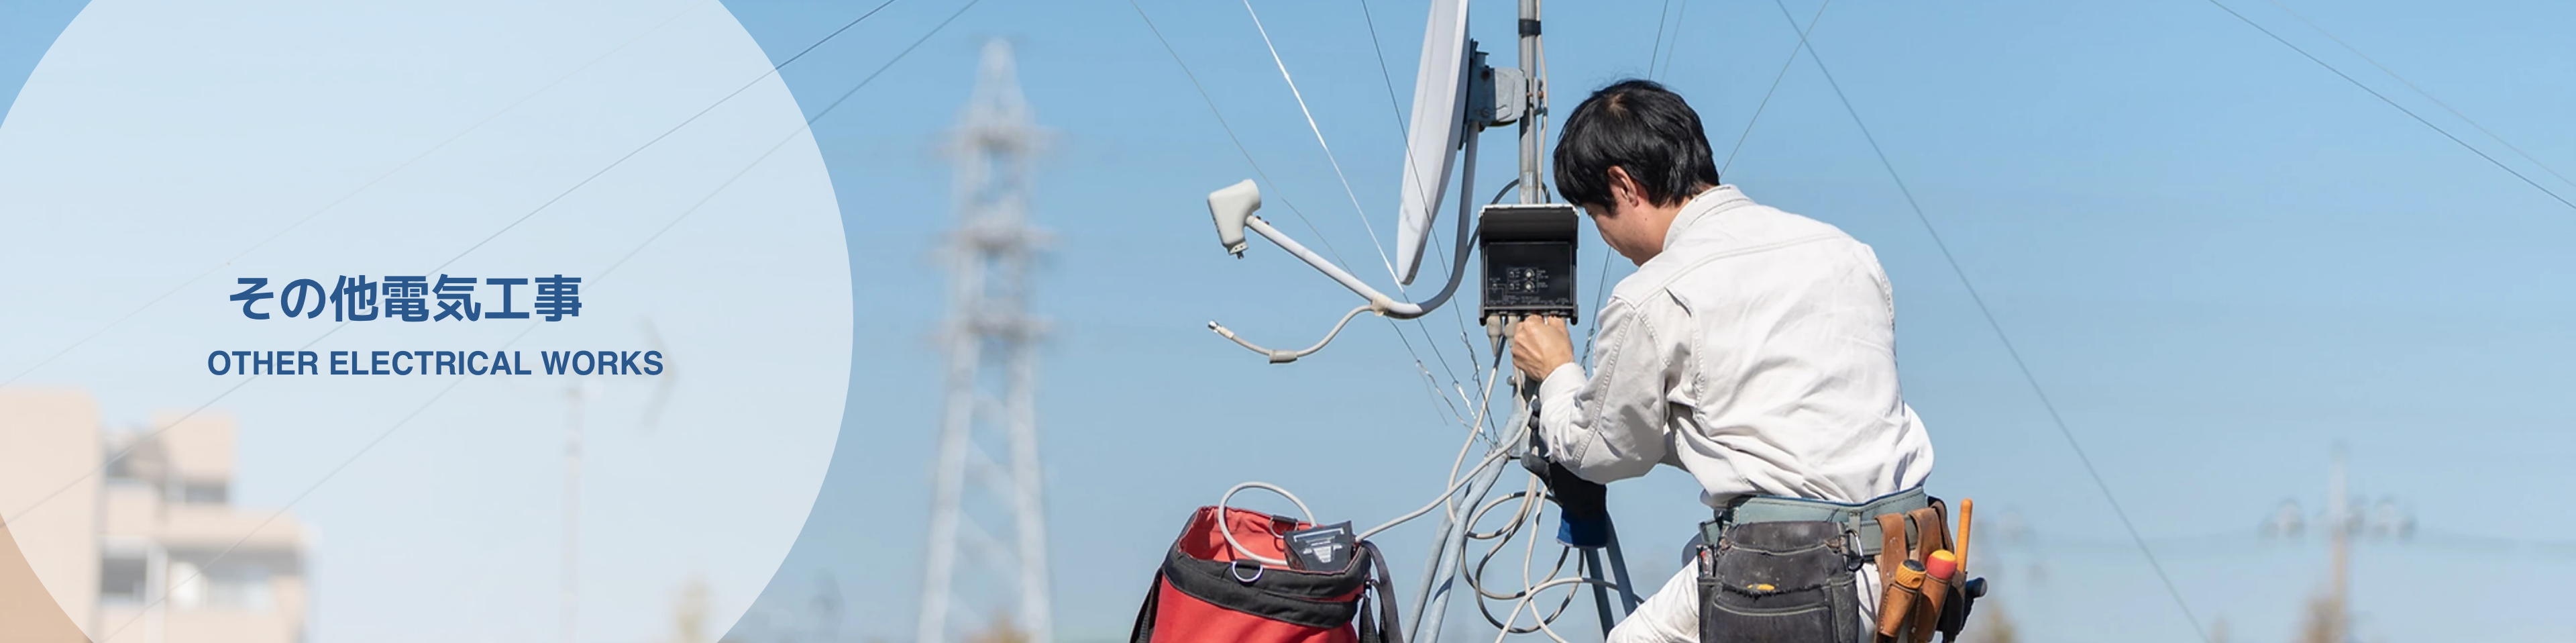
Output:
top-left (1696, 520), bottom-right (1862, 643)
top-left (1872, 502), bottom-right (1953, 643)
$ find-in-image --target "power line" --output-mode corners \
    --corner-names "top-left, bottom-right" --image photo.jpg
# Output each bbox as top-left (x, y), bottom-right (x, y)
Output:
top-left (5, 0), bottom-right (934, 528)
top-left (0, 0), bottom-right (896, 392)
top-left (1651, 0), bottom-right (1693, 80)
top-left (1353, 0), bottom-right (1495, 388)
top-left (1767, 1), bottom-right (2213, 641)
top-left (86, 2), bottom-right (989, 636)
top-left (1354, 0), bottom-right (1409, 136)
top-left (2259, 0), bottom-right (2576, 193)
top-left (1240, 0), bottom-right (1481, 397)
top-left (1126, 0), bottom-right (1490, 432)
top-left (1242, 0), bottom-right (1401, 284)
top-left (95, 328), bottom-right (512, 643)
top-left (2194, 0), bottom-right (2576, 212)
top-left (0, 0), bottom-right (720, 391)
top-left (1720, 0), bottom-right (1831, 177)
top-left (1590, 0), bottom-right (1826, 359)
top-left (425, 0), bottom-right (906, 275)
top-left (1646, 0), bottom-right (1676, 73)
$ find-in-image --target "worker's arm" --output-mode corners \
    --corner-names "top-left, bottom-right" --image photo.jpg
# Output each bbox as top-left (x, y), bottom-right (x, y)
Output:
top-left (1510, 296), bottom-right (1674, 484)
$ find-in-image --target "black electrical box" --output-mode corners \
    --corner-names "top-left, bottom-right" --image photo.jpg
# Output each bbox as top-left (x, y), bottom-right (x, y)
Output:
top-left (1478, 203), bottom-right (1580, 324)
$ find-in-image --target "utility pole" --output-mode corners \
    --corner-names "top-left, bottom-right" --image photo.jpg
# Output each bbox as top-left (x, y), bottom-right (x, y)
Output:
top-left (916, 39), bottom-right (1053, 643)
top-left (563, 377), bottom-right (598, 643)
top-left (2267, 447), bottom-right (2412, 643)
top-left (2316, 449), bottom-right (2351, 643)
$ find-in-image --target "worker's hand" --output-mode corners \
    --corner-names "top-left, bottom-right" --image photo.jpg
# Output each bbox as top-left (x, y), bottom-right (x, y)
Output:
top-left (1509, 315), bottom-right (1574, 381)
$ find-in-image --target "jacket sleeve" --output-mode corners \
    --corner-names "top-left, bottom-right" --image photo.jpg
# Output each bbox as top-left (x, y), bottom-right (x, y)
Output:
top-left (1533, 295), bottom-right (1676, 484)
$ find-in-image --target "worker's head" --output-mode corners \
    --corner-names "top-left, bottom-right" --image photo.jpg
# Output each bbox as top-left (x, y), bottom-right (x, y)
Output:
top-left (1553, 79), bottom-right (1721, 264)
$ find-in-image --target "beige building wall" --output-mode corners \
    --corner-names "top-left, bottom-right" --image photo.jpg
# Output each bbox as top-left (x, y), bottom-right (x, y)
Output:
top-left (0, 387), bottom-right (104, 638)
top-left (3, 389), bottom-right (309, 643)
top-left (95, 409), bottom-right (307, 643)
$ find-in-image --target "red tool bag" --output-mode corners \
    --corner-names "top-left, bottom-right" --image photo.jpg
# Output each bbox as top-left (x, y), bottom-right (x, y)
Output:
top-left (1128, 507), bottom-right (1401, 643)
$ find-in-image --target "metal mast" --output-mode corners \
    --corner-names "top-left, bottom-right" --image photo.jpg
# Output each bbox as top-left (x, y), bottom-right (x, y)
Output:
top-left (917, 39), bottom-right (1053, 643)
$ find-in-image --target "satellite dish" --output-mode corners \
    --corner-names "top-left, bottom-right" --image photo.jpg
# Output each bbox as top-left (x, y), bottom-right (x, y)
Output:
top-left (1393, 0), bottom-right (1472, 286)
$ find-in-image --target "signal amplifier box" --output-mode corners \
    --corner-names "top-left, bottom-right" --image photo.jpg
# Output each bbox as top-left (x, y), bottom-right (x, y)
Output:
top-left (1478, 203), bottom-right (1581, 324)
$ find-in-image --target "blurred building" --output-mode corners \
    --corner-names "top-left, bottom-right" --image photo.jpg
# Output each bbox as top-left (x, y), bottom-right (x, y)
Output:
top-left (0, 389), bottom-right (310, 643)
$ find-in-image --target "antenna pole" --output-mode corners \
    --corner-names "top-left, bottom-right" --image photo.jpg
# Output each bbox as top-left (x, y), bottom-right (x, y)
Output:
top-left (1517, 0), bottom-right (1544, 205)
top-left (564, 381), bottom-right (582, 643)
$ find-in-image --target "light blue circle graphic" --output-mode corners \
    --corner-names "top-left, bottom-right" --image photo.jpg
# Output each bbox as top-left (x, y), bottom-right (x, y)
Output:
top-left (0, 0), bottom-right (851, 641)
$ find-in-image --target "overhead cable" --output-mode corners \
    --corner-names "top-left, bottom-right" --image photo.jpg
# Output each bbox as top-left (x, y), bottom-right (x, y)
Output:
top-left (1130, 0), bottom-right (1484, 430)
top-left (2258, 0), bottom-right (2575, 193)
top-left (1243, 0), bottom-right (1403, 285)
top-left (1242, 0), bottom-right (1488, 400)
top-left (5, 0), bottom-right (922, 528)
top-left (1768, 1), bottom-right (2214, 641)
top-left (0, 0), bottom-right (727, 391)
top-left (89, 3), bottom-right (988, 638)
top-left (2196, 0), bottom-right (2576, 212)
top-left (1651, 0), bottom-right (1694, 80)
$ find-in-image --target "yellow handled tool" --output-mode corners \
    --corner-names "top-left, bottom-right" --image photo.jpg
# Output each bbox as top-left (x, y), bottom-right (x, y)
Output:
top-left (1955, 498), bottom-right (1974, 577)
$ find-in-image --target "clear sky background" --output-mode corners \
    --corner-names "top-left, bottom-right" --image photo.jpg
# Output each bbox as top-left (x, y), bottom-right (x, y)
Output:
top-left (11, 1), bottom-right (2576, 642)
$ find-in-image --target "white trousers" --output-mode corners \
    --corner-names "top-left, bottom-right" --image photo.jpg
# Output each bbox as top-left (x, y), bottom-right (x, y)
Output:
top-left (1604, 558), bottom-right (1884, 643)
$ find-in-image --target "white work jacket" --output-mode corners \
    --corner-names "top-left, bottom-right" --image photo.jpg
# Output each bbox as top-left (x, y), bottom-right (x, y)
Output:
top-left (1536, 185), bottom-right (1935, 508)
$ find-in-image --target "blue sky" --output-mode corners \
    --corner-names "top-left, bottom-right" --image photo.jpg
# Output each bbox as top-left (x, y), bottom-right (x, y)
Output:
top-left (11, 1), bottom-right (2576, 642)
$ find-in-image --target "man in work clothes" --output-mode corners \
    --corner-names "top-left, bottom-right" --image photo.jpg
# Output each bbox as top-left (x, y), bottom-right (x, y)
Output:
top-left (1509, 79), bottom-right (1938, 643)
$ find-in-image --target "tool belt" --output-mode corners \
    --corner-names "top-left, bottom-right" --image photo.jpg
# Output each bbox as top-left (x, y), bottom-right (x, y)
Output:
top-left (1695, 488), bottom-right (1975, 643)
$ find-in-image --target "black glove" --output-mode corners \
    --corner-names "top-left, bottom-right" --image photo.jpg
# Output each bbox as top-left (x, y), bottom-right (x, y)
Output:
top-left (1544, 460), bottom-right (1612, 548)
top-left (1524, 410), bottom-right (1611, 548)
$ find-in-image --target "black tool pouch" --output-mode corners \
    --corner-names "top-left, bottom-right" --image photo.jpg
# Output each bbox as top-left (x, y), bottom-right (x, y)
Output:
top-left (1697, 520), bottom-right (1862, 643)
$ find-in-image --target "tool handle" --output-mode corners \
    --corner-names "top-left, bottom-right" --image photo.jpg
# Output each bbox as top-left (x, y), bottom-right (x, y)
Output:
top-left (1955, 498), bottom-right (1974, 577)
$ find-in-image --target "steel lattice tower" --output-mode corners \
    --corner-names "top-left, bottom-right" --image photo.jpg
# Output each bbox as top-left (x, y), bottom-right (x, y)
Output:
top-left (916, 40), bottom-right (1053, 643)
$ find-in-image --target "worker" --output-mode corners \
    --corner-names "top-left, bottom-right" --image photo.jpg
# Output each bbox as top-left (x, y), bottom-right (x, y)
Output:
top-left (1509, 79), bottom-right (1938, 643)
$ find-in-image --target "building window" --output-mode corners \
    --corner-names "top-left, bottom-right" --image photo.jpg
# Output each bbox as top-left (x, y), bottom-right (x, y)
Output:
top-left (180, 482), bottom-right (228, 504)
top-left (207, 566), bottom-right (272, 610)
top-left (99, 553), bottom-right (148, 604)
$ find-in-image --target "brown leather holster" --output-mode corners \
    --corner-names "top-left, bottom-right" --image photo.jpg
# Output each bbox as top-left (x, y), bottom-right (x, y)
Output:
top-left (1870, 499), bottom-right (1951, 643)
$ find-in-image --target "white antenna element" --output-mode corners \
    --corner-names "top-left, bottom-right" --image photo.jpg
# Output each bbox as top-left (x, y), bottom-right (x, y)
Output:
top-left (916, 39), bottom-right (1055, 643)
top-left (1395, 0), bottom-right (1473, 286)
top-left (1203, 132), bottom-right (1477, 361)
top-left (1202, 0), bottom-right (1507, 362)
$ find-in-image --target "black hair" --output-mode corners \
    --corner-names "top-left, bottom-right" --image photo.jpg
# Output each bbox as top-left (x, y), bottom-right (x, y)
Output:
top-left (1552, 79), bottom-right (1721, 209)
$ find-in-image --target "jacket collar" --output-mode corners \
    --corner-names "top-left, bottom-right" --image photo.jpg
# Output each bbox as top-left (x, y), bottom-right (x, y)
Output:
top-left (1662, 185), bottom-right (1750, 251)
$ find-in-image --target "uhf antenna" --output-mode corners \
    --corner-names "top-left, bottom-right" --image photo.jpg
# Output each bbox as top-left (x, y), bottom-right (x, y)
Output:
top-left (1201, 0), bottom-right (1534, 363)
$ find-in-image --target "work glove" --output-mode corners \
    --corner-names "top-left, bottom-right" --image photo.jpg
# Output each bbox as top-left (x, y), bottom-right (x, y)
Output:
top-left (1522, 409), bottom-right (1611, 548)
top-left (1544, 460), bottom-right (1612, 548)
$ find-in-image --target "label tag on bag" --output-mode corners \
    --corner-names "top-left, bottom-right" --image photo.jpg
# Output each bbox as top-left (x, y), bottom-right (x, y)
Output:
top-left (1284, 522), bottom-right (1356, 571)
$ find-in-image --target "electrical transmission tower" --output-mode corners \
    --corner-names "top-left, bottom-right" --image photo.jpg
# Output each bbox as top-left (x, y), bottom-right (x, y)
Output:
top-left (916, 39), bottom-right (1053, 643)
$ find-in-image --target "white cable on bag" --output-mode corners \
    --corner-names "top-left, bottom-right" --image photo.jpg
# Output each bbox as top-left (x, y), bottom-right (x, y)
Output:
top-left (1218, 481), bottom-right (1320, 566)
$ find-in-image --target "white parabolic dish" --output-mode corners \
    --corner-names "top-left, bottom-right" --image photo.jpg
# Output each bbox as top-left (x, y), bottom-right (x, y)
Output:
top-left (1393, 0), bottom-right (1472, 286)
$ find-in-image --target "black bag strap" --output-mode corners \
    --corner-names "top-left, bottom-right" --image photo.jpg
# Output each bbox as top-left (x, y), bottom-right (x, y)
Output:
top-left (1163, 547), bottom-right (1369, 628)
top-left (1129, 571), bottom-right (1163, 643)
top-left (1360, 541), bottom-right (1403, 643)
